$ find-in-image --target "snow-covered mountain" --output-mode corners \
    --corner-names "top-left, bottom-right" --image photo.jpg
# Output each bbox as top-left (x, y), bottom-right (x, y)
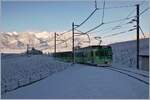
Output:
top-left (1, 31), bottom-right (148, 53)
top-left (0, 32), bottom-right (52, 49)
top-left (0, 31), bottom-right (93, 53)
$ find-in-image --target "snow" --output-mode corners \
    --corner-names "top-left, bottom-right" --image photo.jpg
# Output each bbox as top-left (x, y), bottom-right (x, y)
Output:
top-left (12, 32), bottom-right (18, 35)
top-left (110, 38), bottom-right (149, 69)
top-left (1, 54), bottom-right (71, 95)
top-left (2, 62), bottom-right (149, 99)
top-left (110, 64), bottom-right (149, 75)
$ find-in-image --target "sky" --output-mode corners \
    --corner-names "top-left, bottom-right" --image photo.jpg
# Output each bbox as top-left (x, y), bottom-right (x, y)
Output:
top-left (1, 0), bottom-right (150, 44)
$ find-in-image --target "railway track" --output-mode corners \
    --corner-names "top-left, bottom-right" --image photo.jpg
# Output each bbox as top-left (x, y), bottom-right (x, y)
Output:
top-left (80, 63), bottom-right (149, 85)
top-left (101, 66), bottom-right (149, 85)
top-left (110, 67), bottom-right (149, 78)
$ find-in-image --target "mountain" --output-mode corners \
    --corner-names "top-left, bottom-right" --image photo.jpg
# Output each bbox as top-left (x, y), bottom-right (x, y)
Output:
top-left (2, 31), bottom-right (147, 53)
top-left (0, 31), bottom-right (88, 53)
top-left (0, 32), bottom-right (51, 49)
top-left (0, 31), bottom-right (96, 53)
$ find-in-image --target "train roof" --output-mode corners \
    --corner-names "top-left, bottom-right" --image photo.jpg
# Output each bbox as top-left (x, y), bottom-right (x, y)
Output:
top-left (54, 45), bottom-right (111, 54)
top-left (78, 45), bottom-right (111, 49)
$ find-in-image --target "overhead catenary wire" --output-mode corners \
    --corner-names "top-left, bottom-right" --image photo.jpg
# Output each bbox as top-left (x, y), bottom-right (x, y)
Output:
top-left (78, 0), bottom-right (106, 34)
top-left (102, 28), bottom-right (136, 38)
top-left (101, 0), bottom-right (105, 23)
top-left (57, 1), bottom-right (99, 37)
top-left (139, 26), bottom-right (146, 38)
top-left (90, 8), bottom-right (137, 36)
top-left (50, 36), bottom-right (72, 48)
top-left (97, 5), bottom-right (135, 10)
top-left (53, 15), bottom-right (136, 47)
top-left (103, 31), bottom-right (127, 38)
top-left (57, 2), bottom-right (146, 37)
top-left (76, 8), bottom-right (98, 28)
top-left (110, 8), bottom-right (136, 29)
top-left (57, 4), bottom-right (136, 37)
top-left (57, 29), bottom-right (72, 36)
top-left (74, 29), bottom-right (88, 36)
top-left (91, 5), bottom-right (137, 34)
top-left (56, 37), bottom-right (69, 47)
top-left (51, 2), bottom-right (148, 48)
top-left (85, 23), bottom-right (104, 33)
top-left (53, 29), bottom-right (91, 48)
top-left (91, 4), bottom-right (148, 39)
top-left (50, 1), bottom-right (98, 47)
top-left (54, 15), bottom-right (135, 47)
top-left (74, 29), bottom-right (91, 43)
top-left (92, 19), bottom-right (136, 36)
top-left (52, 8), bottom-right (98, 43)
top-left (78, 15), bottom-right (135, 35)
top-left (91, 21), bottom-right (131, 34)
top-left (104, 16), bottom-right (136, 24)
top-left (92, 25), bottom-right (136, 37)
top-left (91, 15), bottom-right (135, 33)
top-left (139, 7), bottom-right (150, 15)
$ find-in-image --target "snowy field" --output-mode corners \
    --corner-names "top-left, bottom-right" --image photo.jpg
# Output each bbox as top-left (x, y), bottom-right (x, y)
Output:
top-left (2, 63), bottom-right (149, 99)
top-left (1, 53), bottom-right (149, 99)
top-left (1, 54), bottom-right (71, 95)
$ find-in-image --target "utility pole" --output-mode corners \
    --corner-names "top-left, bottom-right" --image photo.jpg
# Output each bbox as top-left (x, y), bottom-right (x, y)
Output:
top-left (136, 4), bottom-right (139, 69)
top-left (54, 32), bottom-right (56, 57)
top-left (72, 22), bottom-right (75, 64)
top-left (27, 44), bottom-right (29, 54)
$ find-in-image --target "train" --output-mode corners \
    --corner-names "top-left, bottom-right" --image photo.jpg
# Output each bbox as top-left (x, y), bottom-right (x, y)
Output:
top-left (54, 45), bottom-right (112, 65)
top-left (26, 47), bottom-right (43, 55)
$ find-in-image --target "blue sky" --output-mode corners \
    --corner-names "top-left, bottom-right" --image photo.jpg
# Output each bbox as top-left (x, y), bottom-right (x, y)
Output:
top-left (1, 0), bottom-right (150, 44)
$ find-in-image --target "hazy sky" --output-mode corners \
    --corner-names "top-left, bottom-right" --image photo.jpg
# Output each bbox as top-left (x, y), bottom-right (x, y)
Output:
top-left (1, 0), bottom-right (150, 44)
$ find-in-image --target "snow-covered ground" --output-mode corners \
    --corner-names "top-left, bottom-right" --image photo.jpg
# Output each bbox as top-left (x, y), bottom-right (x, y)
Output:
top-left (2, 62), bottom-right (149, 99)
top-left (1, 54), bottom-right (71, 95)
